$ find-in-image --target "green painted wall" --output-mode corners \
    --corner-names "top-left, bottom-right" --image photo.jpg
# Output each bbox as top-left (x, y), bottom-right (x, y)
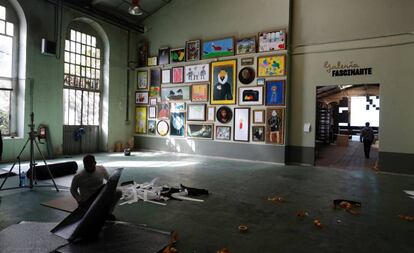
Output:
top-left (290, 0), bottom-right (414, 170)
top-left (1, 0), bottom-right (138, 161)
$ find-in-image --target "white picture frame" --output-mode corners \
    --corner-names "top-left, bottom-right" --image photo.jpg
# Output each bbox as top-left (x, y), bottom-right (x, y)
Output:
top-left (149, 106), bottom-right (156, 118)
top-left (184, 64), bottom-right (210, 83)
top-left (161, 69), bottom-right (171, 84)
top-left (233, 108), bottom-right (250, 142)
top-left (238, 86), bottom-right (264, 106)
top-left (187, 104), bottom-right (206, 121)
top-left (207, 106), bottom-right (215, 121)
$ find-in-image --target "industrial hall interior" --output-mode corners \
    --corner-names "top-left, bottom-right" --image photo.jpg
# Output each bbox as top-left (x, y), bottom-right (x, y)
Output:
top-left (0, 0), bottom-right (413, 252)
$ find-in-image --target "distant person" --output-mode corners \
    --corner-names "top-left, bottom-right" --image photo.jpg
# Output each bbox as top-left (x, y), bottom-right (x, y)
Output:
top-left (0, 130), bottom-right (3, 161)
top-left (360, 122), bottom-right (375, 159)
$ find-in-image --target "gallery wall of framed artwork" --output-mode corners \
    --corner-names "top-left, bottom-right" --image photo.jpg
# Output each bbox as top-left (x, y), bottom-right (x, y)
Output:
top-left (133, 28), bottom-right (288, 149)
top-left (211, 60), bottom-right (237, 105)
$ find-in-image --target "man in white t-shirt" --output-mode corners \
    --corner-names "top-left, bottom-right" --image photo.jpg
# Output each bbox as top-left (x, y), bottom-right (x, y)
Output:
top-left (70, 154), bottom-right (110, 205)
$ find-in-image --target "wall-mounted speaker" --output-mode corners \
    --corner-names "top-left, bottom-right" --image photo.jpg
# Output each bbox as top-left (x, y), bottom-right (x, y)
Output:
top-left (41, 38), bottom-right (57, 56)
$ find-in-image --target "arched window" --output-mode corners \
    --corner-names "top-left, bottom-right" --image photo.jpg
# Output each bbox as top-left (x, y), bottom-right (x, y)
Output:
top-left (0, 4), bottom-right (18, 135)
top-left (63, 28), bottom-right (101, 126)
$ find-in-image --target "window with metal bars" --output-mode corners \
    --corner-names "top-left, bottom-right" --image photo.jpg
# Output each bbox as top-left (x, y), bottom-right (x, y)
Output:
top-left (0, 5), bottom-right (15, 135)
top-left (63, 29), bottom-right (101, 126)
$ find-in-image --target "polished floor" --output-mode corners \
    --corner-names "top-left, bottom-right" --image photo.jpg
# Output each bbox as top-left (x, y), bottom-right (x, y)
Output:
top-left (0, 151), bottom-right (413, 253)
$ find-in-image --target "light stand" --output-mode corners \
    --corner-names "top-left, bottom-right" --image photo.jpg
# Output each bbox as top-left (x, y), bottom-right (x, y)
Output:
top-left (0, 112), bottom-right (59, 192)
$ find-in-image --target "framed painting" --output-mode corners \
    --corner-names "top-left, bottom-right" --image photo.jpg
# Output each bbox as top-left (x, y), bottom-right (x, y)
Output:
top-left (184, 64), bottom-right (210, 83)
top-left (157, 120), bottom-right (169, 136)
top-left (252, 126), bottom-right (265, 142)
top-left (215, 126), bottom-right (231, 141)
top-left (187, 104), bottom-right (206, 121)
top-left (202, 37), bottom-right (234, 59)
top-left (137, 40), bottom-right (148, 67)
top-left (150, 68), bottom-right (161, 95)
top-left (236, 36), bottom-right (256, 55)
top-left (157, 102), bottom-right (170, 119)
top-left (265, 80), bottom-right (285, 106)
top-left (266, 107), bottom-right (285, 144)
top-left (238, 86), bottom-right (263, 106)
top-left (211, 60), bottom-right (237, 105)
top-left (147, 56), bottom-right (157, 66)
top-left (257, 78), bottom-right (265, 86)
top-left (170, 112), bottom-right (186, 137)
top-left (149, 97), bottom-right (157, 106)
top-left (148, 120), bottom-right (156, 135)
top-left (187, 124), bottom-right (213, 139)
top-left (161, 69), bottom-right (171, 84)
top-left (135, 91), bottom-right (149, 105)
top-left (253, 109), bottom-right (265, 124)
top-left (148, 106), bottom-right (156, 119)
top-left (161, 86), bottom-right (191, 101)
top-left (257, 55), bottom-right (285, 77)
top-left (172, 67), bottom-right (184, 83)
top-left (258, 29), bottom-right (286, 52)
top-left (158, 47), bottom-right (170, 65)
top-left (137, 70), bottom-right (148, 90)
top-left (191, 83), bottom-right (209, 102)
top-left (186, 40), bottom-right (201, 61)
top-left (170, 47), bottom-right (185, 63)
top-left (233, 108), bottom-right (250, 142)
top-left (216, 106), bottom-right (232, 124)
top-left (135, 106), bottom-right (147, 134)
top-left (170, 102), bottom-right (186, 112)
top-left (238, 67), bottom-right (255, 85)
top-left (207, 106), bottom-right (215, 122)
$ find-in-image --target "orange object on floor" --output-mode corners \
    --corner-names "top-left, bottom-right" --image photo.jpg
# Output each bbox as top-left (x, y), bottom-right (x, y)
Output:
top-left (217, 248), bottom-right (230, 253)
top-left (398, 215), bottom-right (414, 221)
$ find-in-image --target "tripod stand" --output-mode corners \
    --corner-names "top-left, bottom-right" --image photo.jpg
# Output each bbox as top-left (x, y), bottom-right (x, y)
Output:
top-left (0, 112), bottom-right (59, 192)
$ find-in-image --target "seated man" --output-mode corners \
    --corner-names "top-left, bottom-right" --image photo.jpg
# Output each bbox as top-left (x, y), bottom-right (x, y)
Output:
top-left (70, 154), bottom-right (110, 206)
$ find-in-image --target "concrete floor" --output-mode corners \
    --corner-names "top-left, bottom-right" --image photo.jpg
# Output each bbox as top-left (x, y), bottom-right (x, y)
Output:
top-left (0, 151), bottom-right (414, 253)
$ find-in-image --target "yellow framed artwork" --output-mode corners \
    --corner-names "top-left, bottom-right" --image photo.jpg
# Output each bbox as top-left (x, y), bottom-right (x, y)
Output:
top-left (135, 106), bottom-right (147, 134)
top-left (211, 59), bottom-right (237, 105)
top-left (257, 55), bottom-right (286, 77)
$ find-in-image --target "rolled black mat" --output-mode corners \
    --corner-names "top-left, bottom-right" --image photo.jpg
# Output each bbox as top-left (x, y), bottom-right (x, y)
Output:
top-left (27, 161), bottom-right (78, 180)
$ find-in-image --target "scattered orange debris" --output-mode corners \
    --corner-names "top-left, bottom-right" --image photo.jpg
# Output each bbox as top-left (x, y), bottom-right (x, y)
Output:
top-left (398, 215), bottom-right (414, 221)
top-left (296, 211), bottom-right (308, 218)
top-left (217, 248), bottom-right (230, 253)
top-left (267, 196), bottom-right (284, 203)
top-left (238, 225), bottom-right (248, 233)
top-left (334, 200), bottom-right (361, 215)
top-left (313, 219), bottom-right (323, 229)
top-left (162, 232), bottom-right (179, 253)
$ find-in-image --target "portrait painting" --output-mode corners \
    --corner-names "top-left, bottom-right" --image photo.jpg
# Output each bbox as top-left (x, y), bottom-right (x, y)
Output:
top-left (211, 60), bottom-right (237, 105)
top-left (266, 107), bottom-right (285, 144)
top-left (216, 106), bottom-right (232, 124)
top-left (265, 80), bottom-right (285, 106)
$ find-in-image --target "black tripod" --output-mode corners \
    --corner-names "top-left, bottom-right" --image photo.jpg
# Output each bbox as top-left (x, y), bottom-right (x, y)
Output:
top-left (0, 112), bottom-right (59, 192)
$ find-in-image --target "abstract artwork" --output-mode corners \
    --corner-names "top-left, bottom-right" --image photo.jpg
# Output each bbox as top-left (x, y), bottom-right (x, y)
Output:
top-left (172, 67), bottom-right (184, 84)
top-left (170, 48), bottom-right (186, 63)
top-left (158, 47), bottom-right (170, 65)
top-left (215, 126), bottom-right (231, 140)
top-left (238, 86), bottom-right (263, 106)
top-left (191, 83), bottom-right (209, 102)
top-left (135, 106), bottom-right (147, 134)
top-left (170, 112), bottom-right (186, 137)
top-left (257, 55), bottom-right (285, 77)
top-left (233, 108), bottom-right (250, 142)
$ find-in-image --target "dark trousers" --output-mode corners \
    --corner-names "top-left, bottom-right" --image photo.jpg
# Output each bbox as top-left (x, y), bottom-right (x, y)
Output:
top-left (363, 140), bottom-right (372, 158)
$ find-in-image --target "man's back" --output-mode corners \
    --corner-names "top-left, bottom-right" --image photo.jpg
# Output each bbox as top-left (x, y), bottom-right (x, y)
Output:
top-left (71, 165), bottom-right (109, 203)
top-left (361, 126), bottom-right (374, 143)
